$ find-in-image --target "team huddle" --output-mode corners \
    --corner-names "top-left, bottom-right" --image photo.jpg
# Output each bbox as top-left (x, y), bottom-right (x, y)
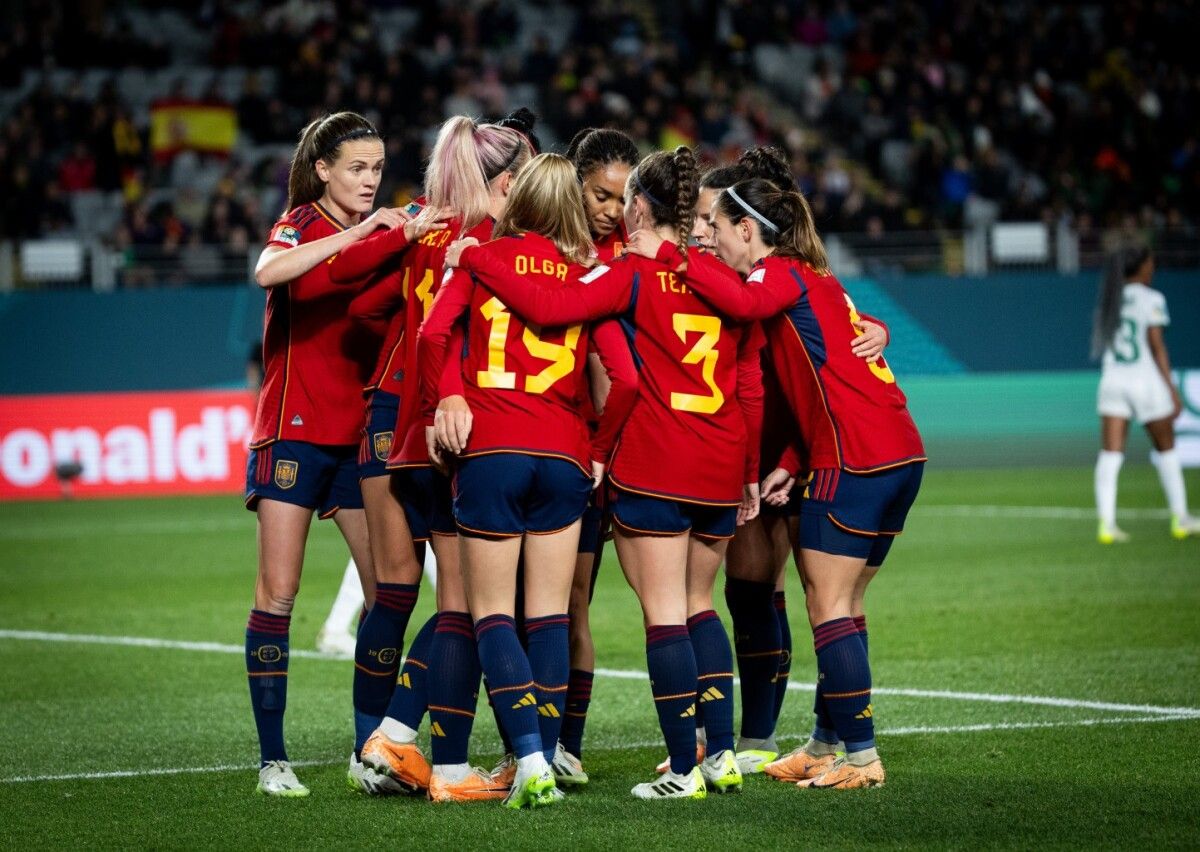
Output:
top-left (242, 108), bottom-right (925, 807)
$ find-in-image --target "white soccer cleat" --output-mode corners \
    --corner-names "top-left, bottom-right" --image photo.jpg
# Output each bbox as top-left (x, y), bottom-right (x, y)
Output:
top-left (700, 748), bottom-right (743, 793)
top-left (1097, 522), bottom-right (1130, 545)
top-left (735, 748), bottom-right (779, 775)
top-left (316, 627), bottom-right (358, 658)
top-left (551, 742), bottom-right (589, 786)
top-left (256, 760), bottom-right (310, 797)
top-left (1170, 514), bottom-right (1200, 540)
top-left (632, 765), bottom-right (706, 800)
top-left (346, 753), bottom-right (408, 795)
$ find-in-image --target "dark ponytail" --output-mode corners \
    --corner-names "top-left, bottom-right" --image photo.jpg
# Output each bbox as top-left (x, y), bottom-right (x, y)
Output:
top-left (285, 111), bottom-right (381, 212)
top-left (495, 106), bottom-right (542, 157)
top-left (629, 145), bottom-right (698, 256)
top-left (715, 178), bottom-right (829, 273)
top-left (565, 127), bottom-right (640, 182)
top-left (1091, 245), bottom-right (1152, 361)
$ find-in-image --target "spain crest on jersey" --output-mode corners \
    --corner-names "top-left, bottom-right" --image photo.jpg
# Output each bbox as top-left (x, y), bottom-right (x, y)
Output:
top-left (373, 431), bottom-right (393, 461)
top-left (273, 459), bottom-right (299, 490)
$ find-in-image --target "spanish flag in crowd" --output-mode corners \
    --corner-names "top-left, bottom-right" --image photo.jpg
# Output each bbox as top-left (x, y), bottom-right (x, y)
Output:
top-left (149, 99), bottom-right (237, 162)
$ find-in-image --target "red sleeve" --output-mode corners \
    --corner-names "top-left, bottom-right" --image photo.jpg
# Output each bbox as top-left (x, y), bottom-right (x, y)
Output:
top-left (860, 311), bottom-right (890, 345)
top-left (437, 321), bottom-right (467, 405)
top-left (328, 226), bottom-right (410, 284)
top-left (737, 325), bottom-right (765, 485)
top-left (588, 319), bottom-right (637, 464)
top-left (417, 269), bottom-right (474, 417)
top-left (682, 252), bottom-right (799, 323)
top-left (348, 270), bottom-right (406, 324)
top-left (459, 245), bottom-right (634, 325)
top-left (776, 440), bottom-right (805, 478)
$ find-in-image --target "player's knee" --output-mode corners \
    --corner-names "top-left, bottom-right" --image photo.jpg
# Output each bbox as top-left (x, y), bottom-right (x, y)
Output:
top-left (258, 585), bottom-right (298, 616)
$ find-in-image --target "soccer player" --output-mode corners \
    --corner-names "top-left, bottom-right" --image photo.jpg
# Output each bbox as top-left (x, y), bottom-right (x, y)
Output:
top-left (244, 111), bottom-right (408, 797)
top-left (420, 152), bottom-right (637, 808)
top-left (693, 148), bottom-right (891, 776)
top-left (337, 112), bottom-right (539, 801)
top-left (552, 127), bottom-right (641, 785)
top-left (450, 147), bottom-right (762, 800)
top-left (1092, 245), bottom-right (1199, 542)
top-left (629, 177), bottom-right (925, 789)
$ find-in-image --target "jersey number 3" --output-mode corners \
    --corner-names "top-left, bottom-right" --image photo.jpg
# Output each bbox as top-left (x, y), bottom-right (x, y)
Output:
top-left (476, 297), bottom-right (582, 394)
top-left (671, 313), bottom-right (725, 414)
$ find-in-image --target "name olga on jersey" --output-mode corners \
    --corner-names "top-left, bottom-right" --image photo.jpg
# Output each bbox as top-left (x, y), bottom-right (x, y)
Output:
top-left (514, 255), bottom-right (569, 280)
top-left (0, 390), bottom-right (256, 499)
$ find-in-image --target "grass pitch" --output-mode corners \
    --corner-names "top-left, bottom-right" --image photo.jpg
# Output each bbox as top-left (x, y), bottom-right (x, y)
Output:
top-left (1, 466), bottom-right (1197, 849)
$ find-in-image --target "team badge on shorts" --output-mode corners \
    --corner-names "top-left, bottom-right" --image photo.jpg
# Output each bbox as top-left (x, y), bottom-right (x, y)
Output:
top-left (274, 459), bottom-right (299, 490)
top-left (374, 431), bottom-right (393, 461)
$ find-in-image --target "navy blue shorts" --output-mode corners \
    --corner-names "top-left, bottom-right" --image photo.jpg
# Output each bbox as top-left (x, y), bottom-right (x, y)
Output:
top-left (577, 499), bottom-right (609, 555)
top-left (799, 463), bottom-right (924, 566)
top-left (610, 488), bottom-right (737, 541)
top-left (246, 441), bottom-right (363, 519)
top-left (454, 453), bottom-right (592, 538)
top-left (358, 390), bottom-right (400, 480)
top-left (393, 465), bottom-right (456, 541)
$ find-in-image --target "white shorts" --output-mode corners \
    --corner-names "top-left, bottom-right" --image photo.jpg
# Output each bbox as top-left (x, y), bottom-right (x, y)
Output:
top-left (1097, 371), bottom-right (1175, 423)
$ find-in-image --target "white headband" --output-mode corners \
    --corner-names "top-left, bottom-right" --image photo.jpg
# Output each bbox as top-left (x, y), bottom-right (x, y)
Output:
top-left (725, 186), bottom-right (778, 233)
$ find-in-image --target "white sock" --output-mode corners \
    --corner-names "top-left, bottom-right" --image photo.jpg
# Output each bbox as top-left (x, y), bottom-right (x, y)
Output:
top-left (696, 726), bottom-right (707, 747)
top-left (1150, 449), bottom-right (1190, 519)
top-left (516, 752), bottom-right (547, 777)
top-left (846, 746), bottom-right (880, 766)
top-left (804, 737), bottom-right (840, 757)
top-left (736, 735), bottom-right (778, 753)
top-left (433, 762), bottom-right (470, 782)
top-left (379, 716), bottom-right (418, 744)
top-left (1095, 451), bottom-right (1124, 527)
top-left (323, 558), bottom-right (365, 634)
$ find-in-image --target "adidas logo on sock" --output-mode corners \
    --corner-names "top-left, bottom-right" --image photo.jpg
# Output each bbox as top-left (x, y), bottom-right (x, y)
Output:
top-left (679, 703), bottom-right (696, 718)
top-left (537, 703), bottom-right (560, 718)
top-left (430, 721), bottom-right (446, 737)
top-left (397, 672), bottom-right (412, 688)
top-left (512, 692), bottom-right (537, 710)
top-left (855, 704), bottom-right (874, 720)
top-left (699, 687), bottom-right (725, 703)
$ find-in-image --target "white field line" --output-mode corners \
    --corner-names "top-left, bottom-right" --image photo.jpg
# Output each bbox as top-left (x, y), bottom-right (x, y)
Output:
top-left (4, 629), bottom-right (1199, 720)
top-left (0, 504), bottom-right (1172, 541)
top-left (3, 713), bottom-right (1196, 785)
top-left (913, 505), bottom-right (1169, 521)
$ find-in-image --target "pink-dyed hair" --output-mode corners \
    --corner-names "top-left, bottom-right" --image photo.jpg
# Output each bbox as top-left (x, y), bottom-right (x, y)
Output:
top-left (424, 117), bottom-right (531, 232)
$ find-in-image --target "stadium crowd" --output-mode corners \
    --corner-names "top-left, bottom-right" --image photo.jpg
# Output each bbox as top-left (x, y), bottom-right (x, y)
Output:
top-left (1, 0), bottom-right (1198, 283)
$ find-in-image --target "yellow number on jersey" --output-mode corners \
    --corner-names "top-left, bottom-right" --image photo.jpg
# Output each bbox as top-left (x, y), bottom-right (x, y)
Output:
top-left (844, 294), bottom-right (895, 384)
top-left (476, 298), bottom-right (582, 394)
top-left (523, 323), bottom-right (582, 394)
top-left (670, 313), bottom-right (725, 414)
top-left (476, 297), bottom-right (517, 389)
top-left (401, 267), bottom-right (437, 318)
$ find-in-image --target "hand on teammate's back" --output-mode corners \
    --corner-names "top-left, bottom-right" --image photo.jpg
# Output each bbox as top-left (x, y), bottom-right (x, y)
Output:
top-left (356, 206), bottom-right (407, 236)
top-left (624, 229), bottom-right (665, 260)
top-left (404, 206), bottom-right (453, 242)
top-left (851, 321), bottom-right (887, 362)
top-left (444, 237), bottom-right (480, 269)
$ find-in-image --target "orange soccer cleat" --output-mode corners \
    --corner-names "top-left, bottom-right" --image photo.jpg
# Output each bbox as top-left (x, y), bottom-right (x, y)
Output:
top-left (763, 747), bottom-right (838, 783)
top-left (797, 757), bottom-right (886, 789)
top-left (428, 767), bottom-right (511, 803)
top-left (359, 732), bottom-right (432, 792)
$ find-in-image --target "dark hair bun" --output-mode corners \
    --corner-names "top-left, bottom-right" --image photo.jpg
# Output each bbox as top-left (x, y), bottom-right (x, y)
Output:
top-left (499, 107), bottom-right (541, 153)
top-left (738, 146), bottom-right (793, 191)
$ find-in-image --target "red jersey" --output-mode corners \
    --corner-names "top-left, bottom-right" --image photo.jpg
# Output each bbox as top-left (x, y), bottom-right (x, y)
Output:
top-left (459, 243), bottom-right (763, 505)
top-left (593, 223), bottom-right (627, 263)
top-left (333, 216), bottom-right (494, 467)
top-left (678, 250), bottom-right (924, 473)
top-left (418, 232), bottom-right (636, 473)
top-left (251, 202), bottom-right (379, 448)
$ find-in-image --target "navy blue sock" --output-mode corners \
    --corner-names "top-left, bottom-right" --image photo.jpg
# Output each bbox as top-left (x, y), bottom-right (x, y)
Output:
top-left (484, 679), bottom-right (515, 754)
top-left (428, 611), bottom-right (481, 766)
top-left (854, 614), bottom-right (868, 657)
top-left (475, 614), bottom-right (542, 759)
top-left (813, 618), bottom-right (874, 753)
top-left (384, 613), bottom-right (437, 730)
top-left (246, 610), bottom-right (290, 765)
top-left (525, 614), bottom-right (570, 762)
top-left (774, 591), bottom-right (792, 726)
top-left (724, 578), bottom-right (780, 740)
top-left (646, 624), bottom-right (699, 775)
top-left (688, 610), bottom-right (735, 755)
top-left (558, 669), bottom-right (593, 759)
top-left (357, 604), bottom-right (368, 631)
top-left (353, 583), bottom-right (419, 753)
